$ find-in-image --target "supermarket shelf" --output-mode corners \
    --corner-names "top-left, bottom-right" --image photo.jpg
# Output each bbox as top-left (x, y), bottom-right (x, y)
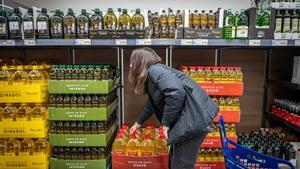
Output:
top-left (0, 39), bottom-right (300, 47)
top-left (269, 79), bottom-right (300, 90)
top-left (266, 111), bottom-right (300, 134)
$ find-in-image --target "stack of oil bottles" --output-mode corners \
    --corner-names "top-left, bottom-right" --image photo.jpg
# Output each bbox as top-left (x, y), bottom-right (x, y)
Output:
top-left (0, 58), bottom-right (50, 169)
top-left (48, 64), bottom-right (119, 169)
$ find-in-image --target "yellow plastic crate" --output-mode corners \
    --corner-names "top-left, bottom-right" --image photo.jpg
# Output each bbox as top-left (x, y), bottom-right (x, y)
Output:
top-left (0, 119), bottom-right (48, 138)
top-left (0, 153), bottom-right (49, 169)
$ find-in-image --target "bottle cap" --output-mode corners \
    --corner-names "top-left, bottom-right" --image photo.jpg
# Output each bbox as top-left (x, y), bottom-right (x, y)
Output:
top-left (117, 133), bottom-right (123, 138)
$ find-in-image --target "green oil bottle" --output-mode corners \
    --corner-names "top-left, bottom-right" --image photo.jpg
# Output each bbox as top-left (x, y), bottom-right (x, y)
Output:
top-left (132, 9), bottom-right (145, 31)
top-left (37, 8), bottom-right (50, 39)
top-left (104, 8), bottom-right (117, 30)
top-left (118, 9), bottom-right (131, 30)
top-left (274, 10), bottom-right (283, 33)
top-left (90, 8), bottom-right (103, 38)
top-left (50, 9), bottom-right (63, 39)
top-left (77, 9), bottom-right (90, 39)
top-left (23, 8), bottom-right (35, 39)
top-left (223, 9), bottom-right (235, 39)
top-left (64, 8), bottom-right (76, 39)
top-left (236, 9), bottom-right (249, 39)
top-left (9, 8), bottom-right (22, 39)
top-left (0, 9), bottom-right (9, 39)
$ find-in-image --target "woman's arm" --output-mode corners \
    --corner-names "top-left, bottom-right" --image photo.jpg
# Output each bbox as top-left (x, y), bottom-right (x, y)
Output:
top-left (136, 100), bottom-right (154, 125)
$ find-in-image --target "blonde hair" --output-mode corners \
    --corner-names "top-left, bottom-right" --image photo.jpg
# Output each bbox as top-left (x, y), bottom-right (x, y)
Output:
top-left (129, 47), bottom-right (162, 95)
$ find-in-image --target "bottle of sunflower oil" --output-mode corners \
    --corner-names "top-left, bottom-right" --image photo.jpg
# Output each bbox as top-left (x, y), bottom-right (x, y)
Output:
top-left (126, 132), bottom-right (141, 156)
top-left (141, 134), bottom-right (155, 156)
top-left (112, 133), bottom-right (126, 155)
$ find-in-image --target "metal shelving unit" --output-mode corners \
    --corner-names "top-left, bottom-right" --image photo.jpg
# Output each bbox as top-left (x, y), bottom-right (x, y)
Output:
top-left (269, 79), bottom-right (300, 90)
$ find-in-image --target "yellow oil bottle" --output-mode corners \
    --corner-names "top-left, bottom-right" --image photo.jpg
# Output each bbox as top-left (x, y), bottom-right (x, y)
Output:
top-left (192, 10), bottom-right (200, 29)
top-left (155, 134), bottom-right (168, 155)
top-left (118, 9), bottom-right (131, 30)
top-left (132, 9), bottom-right (145, 31)
top-left (141, 134), bottom-right (155, 156)
top-left (112, 133), bottom-right (126, 155)
top-left (126, 133), bottom-right (141, 156)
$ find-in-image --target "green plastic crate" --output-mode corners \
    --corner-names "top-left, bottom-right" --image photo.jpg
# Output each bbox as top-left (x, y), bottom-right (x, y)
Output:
top-left (50, 156), bottom-right (110, 169)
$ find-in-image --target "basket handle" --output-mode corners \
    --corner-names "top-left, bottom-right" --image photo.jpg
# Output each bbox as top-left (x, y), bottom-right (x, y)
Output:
top-left (218, 115), bottom-right (227, 149)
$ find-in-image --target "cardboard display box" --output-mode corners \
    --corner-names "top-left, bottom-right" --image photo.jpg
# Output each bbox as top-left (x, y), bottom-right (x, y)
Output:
top-left (198, 82), bottom-right (243, 96)
top-left (213, 109), bottom-right (241, 123)
top-left (201, 136), bottom-right (237, 148)
top-left (50, 156), bottom-right (110, 169)
top-left (0, 154), bottom-right (49, 169)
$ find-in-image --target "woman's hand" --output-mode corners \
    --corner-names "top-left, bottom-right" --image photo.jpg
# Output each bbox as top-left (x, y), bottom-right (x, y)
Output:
top-left (163, 126), bottom-right (169, 139)
top-left (130, 122), bottom-right (141, 134)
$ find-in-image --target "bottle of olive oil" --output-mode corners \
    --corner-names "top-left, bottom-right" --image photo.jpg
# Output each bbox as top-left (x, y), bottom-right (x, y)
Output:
top-left (77, 9), bottom-right (90, 39)
top-left (90, 8), bottom-right (103, 38)
top-left (50, 9), bottom-right (63, 39)
top-left (0, 9), bottom-right (9, 39)
top-left (200, 10), bottom-right (208, 30)
top-left (159, 10), bottom-right (168, 38)
top-left (23, 8), bottom-right (35, 39)
top-left (104, 8), bottom-right (117, 30)
top-left (153, 12), bottom-right (160, 38)
top-left (175, 10), bottom-right (183, 29)
top-left (36, 8), bottom-right (50, 39)
top-left (168, 9), bottom-right (176, 38)
top-left (193, 10), bottom-right (201, 29)
top-left (64, 8), bottom-right (76, 39)
top-left (132, 9), bottom-right (145, 31)
top-left (118, 9), bottom-right (131, 30)
top-left (9, 8), bottom-right (22, 39)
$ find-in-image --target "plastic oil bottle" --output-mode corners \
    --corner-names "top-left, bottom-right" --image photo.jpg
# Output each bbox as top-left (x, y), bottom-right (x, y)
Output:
top-left (50, 9), bottom-right (63, 39)
top-left (94, 65), bottom-right (102, 80)
top-left (155, 134), bottom-right (168, 155)
top-left (192, 10), bottom-right (200, 29)
top-left (160, 10), bottom-right (168, 38)
top-left (86, 65), bottom-right (94, 80)
top-left (77, 9), bottom-right (90, 39)
top-left (34, 139), bottom-right (48, 155)
top-left (31, 103), bottom-right (46, 120)
top-left (0, 65), bottom-right (11, 84)
top-left (90, 8), bottom-right (103, 38)
top-left (223, 9), bottom-right (235, 39)
top-left (20, 139), bottom-right (34, 156)
top-left (141, 134), bottom-right (155, 156)
top-left (28, 65), bottom-right (41, 83)
top-left (5, 139), bottom-right (19, 156)
top-left (13, 66), bottom-right (27, 83)
top-left (197, 66), bottom-right (206, 82)
top-left (153, 12), bottom-right (160, 38)
top-left (17, 103), bottom-right (31, 121)
top-left (36, 8), bottom-right (50, 39)
top-left (205, 67), bottom-right (212, 82)
top-left (8, 8), bottom-right (22, 39)
top-left (198, 149), bottom-right (205, 162)
top-left (112, 133), bottom-right (126, 155)
top-left (64, 65), bottom-right (72, 80)
top-left (200, 10), bottom-right (208, 30)
top-left (236, 9), bottom-right (249, 39)
top-left (274, 10), bottom-right (283, 33)
top-left (168, 9), bottom-right (176, 38)
top-left (104, 8), bottom-right (117, 30)
top-left (71, 65), bottom-right (79, 80)
top-left (64, 8), bottom-right (76, 39)
top-left (3, 104), bottom-right (16, 121)
top-left (0, 9), bottom-right (9, 39)
top-left (283, 10), bottom-right (291, 33)
top-left (235, 67), bottom-right (243, 82)
top-left (218, 96), bottom-right (226, 110)
top-left (212, 67), bottom-right (221, 82)
top-left (126, 133), bottom-right (141, 156)
top-left (0, 139), bottom-right (6, 155)
top-left (23, 8), bottom-right (35, 39)
top-left (63, 95), bottom-right (71, 108)
top-left (208, 10), bottom-right (215, 30)
top-left (118, 9), bottom-right (131, 30)
top-left (225, 97), bottom-right (233, 110)
top-left (232, 96), bottom-right (240, 110)
top-left (79, 65), bottom-right (87, 80)
top-left (132, 9), bottom-right (145, 31)
top-left (175, 10), bottom-right (183, 29)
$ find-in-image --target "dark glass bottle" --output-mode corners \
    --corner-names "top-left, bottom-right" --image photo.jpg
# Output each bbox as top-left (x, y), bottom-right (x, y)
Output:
top-left (77, 147), bottom-right (84, 160)
top-left (56, 121), bottom-right (63, 134)
top-left (70, 147), bottom-right (77, 160)
top-left (52, 147), bottom-right (59, 158)
top-left (50, 9), bottom-right (63, 39)
top-left (77, 94), bottom-right (84, 107)
top-left (63, 121), bottom-right (71, 134)
top-left (90, 121), bottom-right (97, 134)
top-left (0, 9), bottom-right (9, 39)
top-left (70, 121), bottom-right (77, 134)
top-left (56, 94), bottom-right (63, 107)
top-left (91, 147), bottom-right (98, 159)
top-left (58, 147), bottom-right (64, 159)
top-left (77, 121), bottom-right (84, 134)
top-left (50, 121), bottom-right (57, 134)
top-left (23, 8), bottom-right (35, 39)
top-left (77, 9), bottom-right (90, 39)
top-left (84, 121), bottom-right (91, 134)
top-left (64, 147), bottom-right (71, 160)
top-left (36, 8), bottom-right (50, 39)
top-left (84, 147), bottom-right (91, 160)
top-left (90, 8), bottom-right (103, 38)
top-left (64, 8), bottom-right (76, 39)
top-left (9, 8), bottom-right (22, 39)
top-left (63, 95), bottom-right (70, 108)
top-left (70, 94), bottom-right (77, 107)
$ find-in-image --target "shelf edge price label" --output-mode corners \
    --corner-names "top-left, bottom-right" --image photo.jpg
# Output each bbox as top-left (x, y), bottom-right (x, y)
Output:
top-left (296, 2), bottom-right (300, 8)
top-left (193, 39), bottom-right (208, 46)
top-left (181, 39), bottom-right (193, 46)
top-left (136, 39), bottom-right (152, 45)
top-left (116, 39), bottom-right (127, 46)
top-left (295, 40), bottom-right (300, 46)
top-left (249, 40), bottom-right (261, 46)
top-left (24, 39), bottom-right (36, 46)
top-left (1, 40), bottom-right (15, 46)
top-left (272, 40), bottom-right (288, 46)
top-left (76, 39), bottom-right (91, 45)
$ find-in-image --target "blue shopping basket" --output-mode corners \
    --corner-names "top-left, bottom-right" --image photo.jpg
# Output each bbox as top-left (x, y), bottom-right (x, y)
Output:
top-left (218, 116), bottom-right (296, 169)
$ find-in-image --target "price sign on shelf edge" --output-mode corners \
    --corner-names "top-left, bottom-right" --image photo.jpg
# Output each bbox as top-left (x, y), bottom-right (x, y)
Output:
top-left (272, 40), bottom-right (288, 46)
top-left (1, 40), bottom-right (15, 46)
top-left (24, 39), bottom-right (36, 46)
top-left (136, 39), bottom-right (152, 45)
top-left (249, 40), bottom-right (261, 46)
top-left (181, 39), bottom-right (193, 46)
top-left (116, 39), bottom-right (127, 45)
top-left (193, 39), bottom-right (208, 46)
top-left (75, 39), bottom-right (91, 45)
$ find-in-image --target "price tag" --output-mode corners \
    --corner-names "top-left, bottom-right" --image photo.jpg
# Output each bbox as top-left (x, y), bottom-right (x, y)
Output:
top-left (296, 2), bottom-right (300, 8)
top-left (115, 39), bottom-right (127, 45)
top-left (249, 40), bottom-right (261, 46)
top-left (136, 39), bottom-right (152, 45)
top-left (272, 40), bottom-right (288, 46)
top-left (181, 39), bottom-right (193, 46)
top-left (1, 40), bottom-right (15, 46)
top-left (295, 40), bottom-right (300, 46)
top-left (24, 39), bottom-right (36, 46)
top-left (75, 39), bottom-right (91, 45)
top-left (193, 39), bottom-right (208, 46)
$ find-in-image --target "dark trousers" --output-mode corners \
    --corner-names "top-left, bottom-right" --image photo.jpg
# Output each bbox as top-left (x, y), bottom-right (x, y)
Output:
top-left (169, 134), bottom-right (207, 169)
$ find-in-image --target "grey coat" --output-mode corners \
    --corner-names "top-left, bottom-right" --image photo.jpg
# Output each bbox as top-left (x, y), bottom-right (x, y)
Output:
top-left (137, 63), bottom-right (219, 144)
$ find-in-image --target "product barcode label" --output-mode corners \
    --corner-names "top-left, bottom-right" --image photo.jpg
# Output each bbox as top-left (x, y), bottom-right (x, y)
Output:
top-left (115, 39), bottom-right (127, 45)
top-left (75, 39), bottom-right (91, 45)
top-left (1, 40), bottom-right (15, 46)
top-left (272, 40), bottom-right (288, 46)
top-left (181, 39), bottom-right (193, 46)
top-left (193, 39), bottom-right (208, 46)
top-left (249, 40), bottom-right (261, 46)
top-left (136, 39), bottom-right (152, 45)
top-left (24, 39), bottom-right (36, 46)
top-left (295, 40), bottom-right (300, 46)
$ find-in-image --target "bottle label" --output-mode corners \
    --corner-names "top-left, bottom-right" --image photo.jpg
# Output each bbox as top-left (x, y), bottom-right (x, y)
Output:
top-left (121, 22), bottom-right (130, 30)
top-left (283, 18), bottom-right (291, 33)
top-left (275, 18), bottom-right (282, 33)
top-left (65, 23), bottom-right (75, 34)
top-left (52, 23), bottom-right (62, 34)
top-left (231, 26), bottom-right (236, 38)
top-left (236, 26), bottom-right (248, 38)
top-left (9, 21), bottom-right (19, 30)
top-left (106, 22), bottom-right (116, 30)
top-left (169, 24), bottom-right (175, 35)
top-left (113, 150), bottom-right (125, 155)
top-left (23, 21), bottom-right (33, 30)
top-left (127, 151), bottom-right (138, 156)
top-left (141, 151), bottom-right (153, 157)
top-left (0, 23), bottom-right (6, 34)
top-left (291, 18), bottom-right (298, 33)
top-left (37, 21), bottom-right (47, 31)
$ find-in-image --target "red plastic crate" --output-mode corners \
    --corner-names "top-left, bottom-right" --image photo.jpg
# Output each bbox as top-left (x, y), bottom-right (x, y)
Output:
top-left (198, 82), bottom-right (243, 96)
top-left (112, 153), bottom-right (168, 169)
top-left (195, 162), bottom-right (226, 169)
top-left (213, 109), bottom-right (241, 123)
top-left (201, 136), bottom-right (237, 148)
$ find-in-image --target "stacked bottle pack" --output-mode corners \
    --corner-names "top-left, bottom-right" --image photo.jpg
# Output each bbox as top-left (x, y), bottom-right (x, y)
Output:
top-left (48, 64), bottom-right (118, 169)
top-left (0, 59), bottom-right (50, 169)
top-left (179, 65), bottom-right (243, 168)
top-left (112, 124), bottom-right (169, 169)
top-left (195, 148), bottom-right (225, 169)
top-left (272, 99), bottom-right (300, 127)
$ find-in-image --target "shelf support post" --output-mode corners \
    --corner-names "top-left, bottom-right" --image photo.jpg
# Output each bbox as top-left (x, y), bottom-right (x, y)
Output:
top-left (261, 48), bottom-right (271, 128)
